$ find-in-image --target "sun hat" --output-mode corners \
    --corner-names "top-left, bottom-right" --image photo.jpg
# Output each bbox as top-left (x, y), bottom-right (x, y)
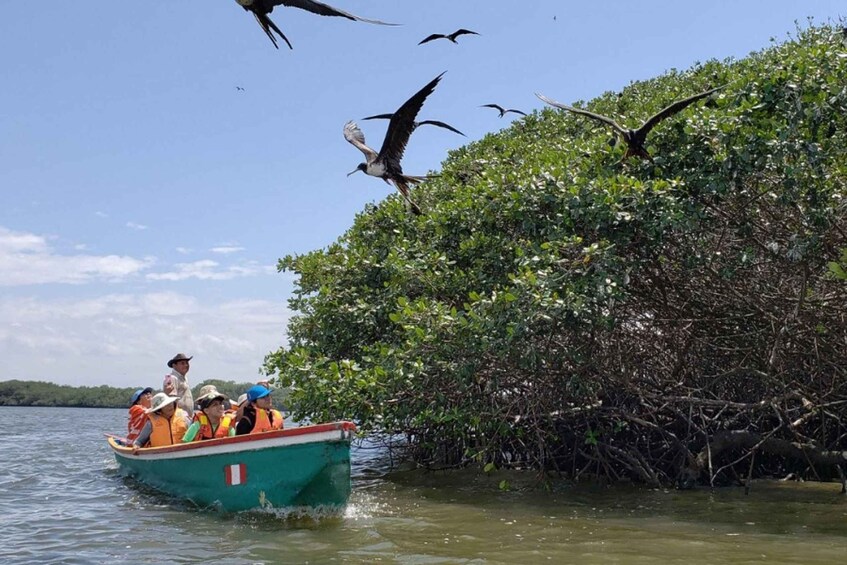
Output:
top-left (195, 384), bottom-right (225, 406)
top-left (167, 353), bottom-right (193, 368)
top-left (130, 387), bottom-right (154, 406)
top-left (145, 392), bottom-right (180, 414)
top-left (198, 393), bottom-right (227, 410)
top-left (196, 384), bottom-right (221, 400)
top-left (237, 393), bottom-right (248, 406)
top-left (246, 385), bottom-right (272, 403)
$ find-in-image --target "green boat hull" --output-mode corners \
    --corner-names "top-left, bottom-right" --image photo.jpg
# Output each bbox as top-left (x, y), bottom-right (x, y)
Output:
top-left (108, 422), bottom-right (355, 512)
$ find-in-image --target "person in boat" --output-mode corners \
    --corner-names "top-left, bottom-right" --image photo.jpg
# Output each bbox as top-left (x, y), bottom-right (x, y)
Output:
top-left (235, 385), bottom-right (284, 435)
top-left (182, 386), bottom-right (236, 442)
top-left (132, 392), bottom-right (191, 449)
top-left (126, 386), bottom-right (154, 443)
top-left (163, 352), bottom-right (194, 417)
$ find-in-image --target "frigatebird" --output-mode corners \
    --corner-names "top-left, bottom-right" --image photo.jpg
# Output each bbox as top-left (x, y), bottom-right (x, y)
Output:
top-left (234, 0), bottom-right (396, 50)
top-left (418, 29), bottom-right (479, 45)
top-left (480, 104), bottom-right (527, 118)
top-left (535, 86), bottom-right (726, 161)
top-left (362, 113), bottom-right (465, 137)
top-left (344, 72), bottom-right (446, 216)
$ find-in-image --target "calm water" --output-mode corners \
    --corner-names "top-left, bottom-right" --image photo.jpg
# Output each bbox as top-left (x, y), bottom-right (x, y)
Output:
top-left (0, 407), bottom-right (845, 564)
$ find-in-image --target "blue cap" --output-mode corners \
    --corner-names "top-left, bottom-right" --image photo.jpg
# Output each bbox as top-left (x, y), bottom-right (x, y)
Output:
top-left (130, 387), bottom-right (154, 406)
top-left (246, 385), bottom-right (271, 403)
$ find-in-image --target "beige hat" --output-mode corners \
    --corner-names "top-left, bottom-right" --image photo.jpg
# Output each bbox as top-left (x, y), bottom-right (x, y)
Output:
top-left (237, 393), bottom-right (248, 406)
top-left (196, 384), bottom-right (220, 401)
top-left (145, 392), bottom-right (179, 414)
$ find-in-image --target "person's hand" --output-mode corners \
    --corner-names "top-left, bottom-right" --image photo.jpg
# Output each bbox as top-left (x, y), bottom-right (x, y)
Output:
top-left (132, 445), bottom-right (140, 455)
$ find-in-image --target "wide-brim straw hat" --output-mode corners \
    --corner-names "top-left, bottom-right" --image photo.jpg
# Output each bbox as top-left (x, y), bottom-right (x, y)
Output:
top-left (145, 392), bottom-right (180, 414)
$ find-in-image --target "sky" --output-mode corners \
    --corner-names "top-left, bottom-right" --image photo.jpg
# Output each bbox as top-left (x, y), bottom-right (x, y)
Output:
top-left (0, 1), bottom-right (843, 389)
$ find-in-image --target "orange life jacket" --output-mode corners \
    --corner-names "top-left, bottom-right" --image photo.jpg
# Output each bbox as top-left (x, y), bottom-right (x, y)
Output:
top-left (193, 411), bottom-right (233, 441)
top-left (148, 409), bottom-right (189, 447)
top-left (249, 408), bottom-right (284, 434)
top-left (127, 405), bottom-right (147, 442)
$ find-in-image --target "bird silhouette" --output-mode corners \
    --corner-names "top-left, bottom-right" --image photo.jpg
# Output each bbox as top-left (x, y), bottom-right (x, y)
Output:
top-left (234, 0), bottom-right (396, 50)
top-left (480, 104), bottom-right (527, 118)
top-left (235, 86), bottom-right (245, 91)
top-left (535, 86), bottom-right (726, 161)
top-left (362, 113), bottom-right (465, 137)
top-left (418, 29), bottom-right (479, 45)
top-left (344, 72), bottom-right (446, 215)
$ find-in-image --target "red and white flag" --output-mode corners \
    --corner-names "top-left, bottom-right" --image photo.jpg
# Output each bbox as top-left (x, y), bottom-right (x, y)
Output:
top-left (225, 463), bottom-right (247, 486)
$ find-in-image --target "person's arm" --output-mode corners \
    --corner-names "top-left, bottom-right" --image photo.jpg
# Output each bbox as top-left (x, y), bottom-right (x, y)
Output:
top-left (182, 421), bottom-right (200, 442)
top-left (163, 375), bottom-right (175, 395)
top-left (133, 420), bottom-right (152, 448)
top-left (235, 414), bottom-right (253, 436)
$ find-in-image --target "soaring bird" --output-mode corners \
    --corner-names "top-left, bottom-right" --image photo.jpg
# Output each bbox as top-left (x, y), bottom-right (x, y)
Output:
top-left (480, 104), bottom-right (527, 118)
top-left (418, 28), bottom-right (479, 45)
top-left (535, 86), bottom-right (726, 161)
top-left (234, 0), bottom-right (396, 50)
top-left (344, 73), bottom-right (446, 215)
top-left (362, 113), bottom-right (465, 137)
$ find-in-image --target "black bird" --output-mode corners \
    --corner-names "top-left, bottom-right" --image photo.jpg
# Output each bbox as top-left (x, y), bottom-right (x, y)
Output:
top-left (235, 86), bottom-right (245, 91)
top-left (480, 104), bottom-right (527, 118)
top-left (418, 28), bottom-right (479, 45)
top-left (344, 73), bottom-right (446, 215)
top-left (234, 0), bottom-right (396, 50)
top-left (535, 86), bottom-right (726, 161)
top-left (362, 113), bottom-right (465, 137)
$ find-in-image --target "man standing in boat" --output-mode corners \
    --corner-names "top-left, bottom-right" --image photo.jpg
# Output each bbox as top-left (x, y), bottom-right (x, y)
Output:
top-left (163, 353), bottom-right (194, 417)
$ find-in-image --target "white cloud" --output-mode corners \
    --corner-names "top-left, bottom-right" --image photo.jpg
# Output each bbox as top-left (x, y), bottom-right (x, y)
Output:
top-left (0, 292), bottom-right (292, 388)
top-left (0, 226), bottom-right (154, 286)
top-left (175, 247), bottom-right (192, 255)
top-left (210, 245), bottom-right (245, 254)
top-left (95, 211), bottom-right (109, 218)
top-left (146, 259), bottom-right (273, 281)
top-left (126, 221), bottom-right (148, 230)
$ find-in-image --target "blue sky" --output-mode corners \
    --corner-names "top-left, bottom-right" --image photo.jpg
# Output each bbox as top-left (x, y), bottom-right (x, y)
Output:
top-left (0, 1), bottom-right (842, 388)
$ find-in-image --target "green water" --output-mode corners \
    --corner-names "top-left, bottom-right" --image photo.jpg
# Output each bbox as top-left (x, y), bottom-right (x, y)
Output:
top-left (1, 407), bottom-right (844, 564)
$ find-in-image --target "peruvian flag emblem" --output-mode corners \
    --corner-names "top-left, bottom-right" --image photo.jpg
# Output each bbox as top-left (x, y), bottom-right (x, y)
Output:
top-left (225, 463), bottom-right (247, 486)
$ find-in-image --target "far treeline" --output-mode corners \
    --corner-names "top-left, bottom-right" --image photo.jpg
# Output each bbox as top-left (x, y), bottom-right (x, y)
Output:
top-left (0, 379), bottom-right (256, 409)
top-left (264, 24), bottom-right (847, 488)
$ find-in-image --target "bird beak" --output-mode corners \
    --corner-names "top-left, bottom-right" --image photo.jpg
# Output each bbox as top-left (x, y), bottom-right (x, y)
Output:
top-left (347, 169), bottom-right (360, 177)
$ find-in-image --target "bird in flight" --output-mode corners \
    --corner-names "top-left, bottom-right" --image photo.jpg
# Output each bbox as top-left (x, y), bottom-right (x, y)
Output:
top-left (344, 72), bottom-right (446, 215)
top-left (535, 86), bottom-right (726, 161)
top-left (418, 29), bottom-right (479, 45)
top-left (362, 113), bottom-right (465, 137)
top-left (235, 86), bottom-right (245, 91)
top-left (480, 104), bottom-right (527, 118)
top-left (234, 0), bottom-right (397, 50)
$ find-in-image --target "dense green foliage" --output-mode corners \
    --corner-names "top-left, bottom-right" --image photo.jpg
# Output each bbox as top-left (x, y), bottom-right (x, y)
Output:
top-left (0, 379), bottom-right (256, 408)
top-left (265, 25), bottom-right (847, 486)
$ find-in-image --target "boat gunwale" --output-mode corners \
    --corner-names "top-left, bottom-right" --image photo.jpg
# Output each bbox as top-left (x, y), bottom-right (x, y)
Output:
top-left (107, 421), bottom-right (356, 459)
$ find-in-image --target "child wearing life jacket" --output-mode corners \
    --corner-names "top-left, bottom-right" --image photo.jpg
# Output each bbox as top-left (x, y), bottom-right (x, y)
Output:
top-left (182, 387), bottom-right (236, 442)
top-left (132, 392), bottom-right (190, 449)
top-left (234, 385), bottom-right (284, 435)
top-left (126, 387), bottom-right (153, 442)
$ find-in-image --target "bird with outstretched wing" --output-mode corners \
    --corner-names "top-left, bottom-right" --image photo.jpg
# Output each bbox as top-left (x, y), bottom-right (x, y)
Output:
top-left (535, 85), bottom-right (726, 161)
top-left (418, 29), bottom-right (479, 45)
top-left (344, 73), bottom-right (446, 215)
top-left (234, 0), bottom-right (397, 49)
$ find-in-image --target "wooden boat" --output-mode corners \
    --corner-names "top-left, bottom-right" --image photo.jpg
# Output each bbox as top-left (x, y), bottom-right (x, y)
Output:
top-left (107, 422), bottom-right (356, 512)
